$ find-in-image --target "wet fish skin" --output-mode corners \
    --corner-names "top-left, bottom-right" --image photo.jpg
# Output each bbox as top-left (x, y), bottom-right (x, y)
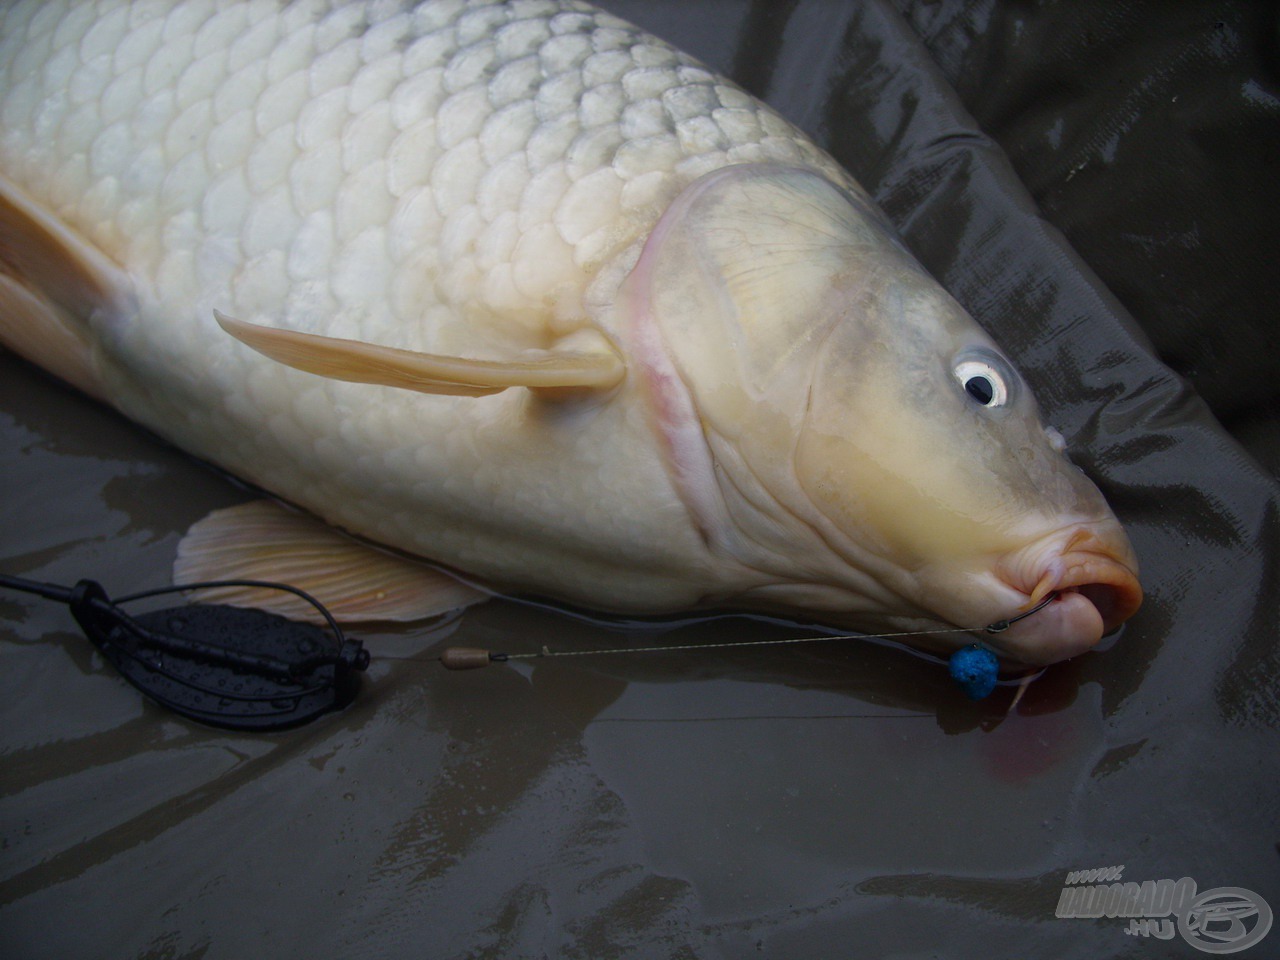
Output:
top-left (0, 0), bottom-right (1141, 664)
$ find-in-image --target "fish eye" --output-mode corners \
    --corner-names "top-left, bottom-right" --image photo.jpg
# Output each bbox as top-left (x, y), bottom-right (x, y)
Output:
top-left (953, 356), bottom-right (1011, 408)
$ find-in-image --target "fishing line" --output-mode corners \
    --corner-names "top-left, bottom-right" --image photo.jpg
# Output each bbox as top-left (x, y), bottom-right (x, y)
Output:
top-left (0, 572), bottom-right (1056, 728)
top-left (417, 590), bottom-right (1056, 700)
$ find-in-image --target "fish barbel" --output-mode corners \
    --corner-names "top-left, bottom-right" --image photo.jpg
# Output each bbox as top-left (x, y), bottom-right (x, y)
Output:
top-left (0, 0), bottom-right (1141, 665)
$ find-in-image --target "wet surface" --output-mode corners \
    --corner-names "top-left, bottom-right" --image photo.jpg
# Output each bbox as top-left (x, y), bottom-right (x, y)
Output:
top-left (2, 2), bottom-right (1278, 957)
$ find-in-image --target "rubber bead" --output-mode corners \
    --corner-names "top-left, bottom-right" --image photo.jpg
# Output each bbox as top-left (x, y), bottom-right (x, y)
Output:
top-left (949, 644), bottom-right (999, 699)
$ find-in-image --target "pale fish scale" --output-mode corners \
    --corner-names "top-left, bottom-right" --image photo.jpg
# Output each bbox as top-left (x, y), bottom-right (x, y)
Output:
top-left (88, 121), bottom-right (133, 181)
top-left (16, 4), bottom-right (57, 63)
top-left (163, 98), bottom-right (213, 164)
top-left (206, 110), bottom-right (256, 172)
top-left (68, 52), bottom-right (114, 107)
top-left (349, 53), bottom-right (403, 114)
top-left (401, 27), bottom-right (454, 76)
top-left (581, 48), bottom-right (631, 87)
top-left (314, 3), bottom-right (365, 55)
top-left (159, 2), bottom-right (215, 47)
top-left (195, 231), bottom-right (240, 293)
top-left (212, 59), bottom-right (267, 122)
top-left (435, 84), bottom-right (490, 148)
top-left (226, 13), bottom-right (281, 74)
top-left (612, 132), bottom-right (682, 178)
top-left (341, 102), bottom-right (397, 170)
top-left (386, 186), bottom-right (439, 262)
top-left (101, 66), bottom-right (145, 125)
top-left (479, 98), bottom-right (536, 163)
top-left (629, 39), bottom-right (678, 69)
top-left (475, 152), bottom-right (531, 222)
top-left (287, 210), bottom-right (338, 282)
top-left (176, 49), bottom-right (230, 111)
top-left (487, 52), bottom-right (542, 108)
top-left (202, 168), bottom-right (252, 235)
top-left (539, 31), bottom-right (593, 77)
top-left (565, 123), bottom-right (622, 180)
top-left (232, 249), bottom-right (289, 317)
top-left (132, 89), bottom-right (176, 145)
top-left (78, 176), bottom-right (119, 236)
top-left (712, 105), bottom-right (764, 144)
top-left (555, 166), bottom-right (622, 246)
top-left (246, 125), bottom-right (299, 194)
top-left (618, 168), bottom-right (669, 211)
top-left (307, 38), bottom-right (361, 97)
top-left (142, 30), bottom-right (194, 97)
top-left (429, 137), bottom-right (484, 216)
top-left (242, 183), bottom-right (300, 258)
top-left (618, 98), bottom-right (670, 140)
top-left (518, 161), bottom-right (571, 232)
top-left (476, 208), bottom-right (521, 269)
top-left (578, 79), bottom-right (625, 126)
top-left (622, 65), bottom-right (679, 102)
top-left (161, 149), bottom-right (210, 216)
top-left (359, 13), bottom-right (413, 62)
top-left (265, 21), bottom-right (318, 81)
top-left (676, 114), bottom-right (730, 155)
top-left (296, 86), bottom-right (348, 149)
top-left (524, 111), bottom-right (578, 168)
top-left (533, 68), bottom-right (583, 122)
top-left (549, 9), bottom-right (594, 36)
top-left (388, 67), bottom-right (447, 128)
top-left (674, 149), bottom-right (731, 183)
top-left (456, 4), bottom-right (510, 46)
top-left (332, 228), bottom-right (391, 310)
top-left (437, 205), bottom-right (487, 294)
top-left (50, 3), bottom-right (97, 53)
top-left (390, 248), bottom-right (440, 323)
top-left (255, 70), bottom-right (310, 135)
top-left (493, 16), bottom-right (550, 62)
top-left (442, 39), bottom-right (496, 93)
top-left (155, 245), bottom-right (197, 307)
top-left (386, 118), bottom-right (439, 195)
top-left (290, 140), bottom-right (344, 215)
top-left (193, 5), bottom-right (250, 58)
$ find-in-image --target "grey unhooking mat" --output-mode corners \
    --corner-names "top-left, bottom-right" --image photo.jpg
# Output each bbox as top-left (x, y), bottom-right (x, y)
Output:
top-left (2, 2), bottom-right (1276, 957)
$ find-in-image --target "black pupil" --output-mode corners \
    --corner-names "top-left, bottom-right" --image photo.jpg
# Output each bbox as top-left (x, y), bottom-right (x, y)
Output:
top-left (965, 376), bottom-right (996, 405)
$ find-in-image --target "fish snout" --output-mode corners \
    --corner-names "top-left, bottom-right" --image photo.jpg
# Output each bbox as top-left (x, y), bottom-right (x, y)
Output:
top-left (992, 527), bottom-right (1143, 665)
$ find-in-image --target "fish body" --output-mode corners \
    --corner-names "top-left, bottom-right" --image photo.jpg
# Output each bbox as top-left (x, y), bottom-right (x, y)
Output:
top-left (0, 0), bottom-right (1141, 665)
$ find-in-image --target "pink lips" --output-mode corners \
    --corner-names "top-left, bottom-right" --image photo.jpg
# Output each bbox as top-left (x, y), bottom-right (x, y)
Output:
top-left (996, 528), bottom-right (1143, 665)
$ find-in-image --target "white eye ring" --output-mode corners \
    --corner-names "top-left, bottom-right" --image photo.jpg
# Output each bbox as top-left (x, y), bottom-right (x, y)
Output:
top-left (954, 358), bottom-right (1010, 408)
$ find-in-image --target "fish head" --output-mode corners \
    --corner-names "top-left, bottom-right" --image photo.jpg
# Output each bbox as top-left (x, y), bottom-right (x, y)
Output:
top-left (624, 164), bottom-right (1141, 666)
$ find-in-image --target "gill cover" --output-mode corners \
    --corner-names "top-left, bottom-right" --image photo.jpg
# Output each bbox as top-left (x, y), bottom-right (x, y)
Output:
top-left (625, 163), bottom-right (912, 576)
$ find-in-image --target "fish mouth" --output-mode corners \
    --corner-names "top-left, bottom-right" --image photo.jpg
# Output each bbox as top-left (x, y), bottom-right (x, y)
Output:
top-left (992, 527), bottom-right (1143, 666)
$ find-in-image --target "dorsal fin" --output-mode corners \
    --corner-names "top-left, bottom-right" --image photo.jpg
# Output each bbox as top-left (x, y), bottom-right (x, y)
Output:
top-left (215, 311), bottom-right (625, 397)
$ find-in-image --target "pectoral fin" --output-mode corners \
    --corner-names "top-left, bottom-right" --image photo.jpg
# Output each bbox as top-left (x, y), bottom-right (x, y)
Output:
top-left (215, 311), bottom-right (625, 397)
top-left (174, 500), bottom-right (488, 623)
top-left (0, 174), bottom-right (132, 400)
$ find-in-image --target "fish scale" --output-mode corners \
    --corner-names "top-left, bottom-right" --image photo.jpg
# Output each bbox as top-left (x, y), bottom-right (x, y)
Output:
top-left (0, 0), bottom-right (1143, 663)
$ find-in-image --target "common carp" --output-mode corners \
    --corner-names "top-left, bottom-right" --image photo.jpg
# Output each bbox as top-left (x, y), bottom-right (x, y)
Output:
top-left (0, 0), bottom-right (1141, 667)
